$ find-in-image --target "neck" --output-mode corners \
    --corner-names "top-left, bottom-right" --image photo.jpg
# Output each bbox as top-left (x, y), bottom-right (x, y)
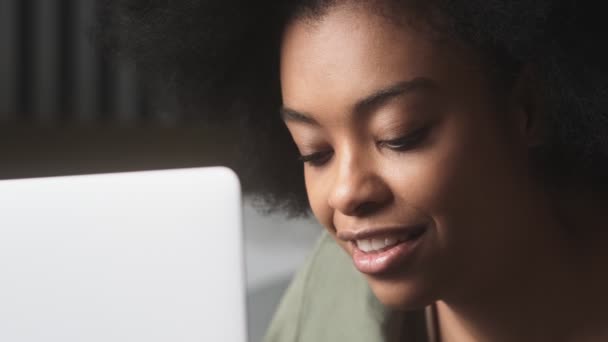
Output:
top-left (436, 190), bottom-right (608, 342)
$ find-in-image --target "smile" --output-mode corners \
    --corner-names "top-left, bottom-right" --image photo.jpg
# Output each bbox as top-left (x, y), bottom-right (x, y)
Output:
top-left (345, 224), bottom-right (428, 275)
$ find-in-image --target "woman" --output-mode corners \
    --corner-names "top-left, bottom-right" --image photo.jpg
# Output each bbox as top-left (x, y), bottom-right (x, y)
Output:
top-left (105, 1), bottom-right (608, 340)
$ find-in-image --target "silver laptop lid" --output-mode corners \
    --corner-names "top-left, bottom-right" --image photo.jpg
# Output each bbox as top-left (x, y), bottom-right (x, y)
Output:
top-left (0, 167), bottom-right (247, 342)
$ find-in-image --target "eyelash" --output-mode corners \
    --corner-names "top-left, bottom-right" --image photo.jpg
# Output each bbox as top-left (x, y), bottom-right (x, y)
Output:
top-left (298, 150), bottom-right (333, 167)
top-left (378, 125), bottom-right (430, 151)
top-left (297, 125), bottom-right (431, 167)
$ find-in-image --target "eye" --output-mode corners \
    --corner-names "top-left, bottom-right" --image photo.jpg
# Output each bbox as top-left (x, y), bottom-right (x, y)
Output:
top-left (298, 150), bottom-right (333, 167)
top-left (378, 125), bottom-right (431, 151)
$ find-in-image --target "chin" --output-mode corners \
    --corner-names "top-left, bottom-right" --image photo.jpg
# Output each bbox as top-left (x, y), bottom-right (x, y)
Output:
top-left (366, 274), bottom-right (437, 310)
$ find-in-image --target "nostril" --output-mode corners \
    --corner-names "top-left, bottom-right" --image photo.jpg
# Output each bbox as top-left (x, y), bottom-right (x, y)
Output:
top-left (354, 201), bottom-right (382, 216)
top-left (328, 178), bottom-right (393, 216)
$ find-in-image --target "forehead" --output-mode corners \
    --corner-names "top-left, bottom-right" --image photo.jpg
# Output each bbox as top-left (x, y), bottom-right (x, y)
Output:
top-left (279, 5), bottom-right (464, 116)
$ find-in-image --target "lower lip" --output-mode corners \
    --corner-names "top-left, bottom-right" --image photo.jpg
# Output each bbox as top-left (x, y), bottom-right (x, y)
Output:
top-left (351, 231), bottom-right (426, 275)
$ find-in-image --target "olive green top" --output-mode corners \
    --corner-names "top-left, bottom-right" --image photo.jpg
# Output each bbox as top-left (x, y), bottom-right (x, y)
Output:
top-left (264, 231), bottom-right (433, 342)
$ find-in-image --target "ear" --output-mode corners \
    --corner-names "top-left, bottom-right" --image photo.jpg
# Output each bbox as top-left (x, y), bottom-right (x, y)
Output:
top-left (509, 66), bottom-right (545, 148)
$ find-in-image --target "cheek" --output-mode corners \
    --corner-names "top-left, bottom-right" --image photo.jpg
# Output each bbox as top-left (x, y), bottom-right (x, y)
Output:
top-left (411, 111), bottom-right (528, 257)
top-left (386, 110), bottom-right (516, 225)
top-left (380, 119), bottom-right (472, 216)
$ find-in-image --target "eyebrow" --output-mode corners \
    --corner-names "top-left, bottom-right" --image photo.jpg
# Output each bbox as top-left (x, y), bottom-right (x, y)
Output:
top-left (280, 77), bottom-right (437, 125)
top-left (280, 107), bottom-right (319, 125)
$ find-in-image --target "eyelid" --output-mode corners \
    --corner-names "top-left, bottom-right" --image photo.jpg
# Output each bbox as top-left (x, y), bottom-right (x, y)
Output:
top-left (295, 122), bottom-right (433, 165)
top-left (298, 150), bottom-right (333, 166)
top-left (378, 124), bottom-right (431, 150)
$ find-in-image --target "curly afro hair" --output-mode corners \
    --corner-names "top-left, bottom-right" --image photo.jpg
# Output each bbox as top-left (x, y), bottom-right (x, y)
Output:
top-left (99, 0), bottom-right (608, 216)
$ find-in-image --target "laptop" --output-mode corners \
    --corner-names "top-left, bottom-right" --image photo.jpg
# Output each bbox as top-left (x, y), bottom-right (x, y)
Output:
top-left (0, 167), bottom-right (247, 342)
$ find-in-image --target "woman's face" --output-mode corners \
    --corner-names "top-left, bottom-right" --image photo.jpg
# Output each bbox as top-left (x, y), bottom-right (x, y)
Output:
top-left (281, 4), bottom-right (547, 308)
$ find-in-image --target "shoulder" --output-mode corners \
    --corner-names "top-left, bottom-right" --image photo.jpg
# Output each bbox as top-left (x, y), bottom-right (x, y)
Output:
top-left (264, 231), bottom-right (427, 342)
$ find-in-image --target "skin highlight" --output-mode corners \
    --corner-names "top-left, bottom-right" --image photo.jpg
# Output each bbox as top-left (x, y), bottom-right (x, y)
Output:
top-left (280, 4), bottom-right (608, 342)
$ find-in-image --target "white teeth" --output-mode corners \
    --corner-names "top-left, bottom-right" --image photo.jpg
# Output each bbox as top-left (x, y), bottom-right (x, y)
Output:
top-left (371, 238), bottom-right (386, 250)
top-left (385, 237), bottom-right (397, 246)
top-left (357, 239), bottom-right (372, 252)
top-left (356, 237), bottom-right (400, 253)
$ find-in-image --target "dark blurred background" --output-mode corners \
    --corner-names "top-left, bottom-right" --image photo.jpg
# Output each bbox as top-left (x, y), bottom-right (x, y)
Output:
top-left (0, 1), bottom-right (321, 341)
top-left (0, 0), bottom-right (238, 179)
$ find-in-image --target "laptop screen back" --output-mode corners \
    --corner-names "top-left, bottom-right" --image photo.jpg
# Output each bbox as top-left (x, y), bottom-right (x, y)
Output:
top-left (0, 167), bottom-right (247, 342)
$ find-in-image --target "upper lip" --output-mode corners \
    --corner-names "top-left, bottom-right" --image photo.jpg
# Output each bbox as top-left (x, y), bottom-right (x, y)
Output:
top-left (336, 224), bottom-right (427, 242)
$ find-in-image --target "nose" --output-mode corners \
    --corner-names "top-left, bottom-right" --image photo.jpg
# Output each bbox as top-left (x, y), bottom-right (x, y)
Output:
top-left (327, 148), bottom-right (392, 216)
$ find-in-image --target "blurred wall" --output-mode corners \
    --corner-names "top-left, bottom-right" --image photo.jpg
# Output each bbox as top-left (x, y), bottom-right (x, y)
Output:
top-left (0, 0), bottom-right (158, 124)
top-left (0, 126), bottom-right (239, 179)
top-left (0, 0), bottom-right (239, 178)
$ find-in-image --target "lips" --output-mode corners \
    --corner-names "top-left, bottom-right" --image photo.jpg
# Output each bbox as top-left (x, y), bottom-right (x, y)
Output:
top-left (339, 224), bottom-right (428, 275)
